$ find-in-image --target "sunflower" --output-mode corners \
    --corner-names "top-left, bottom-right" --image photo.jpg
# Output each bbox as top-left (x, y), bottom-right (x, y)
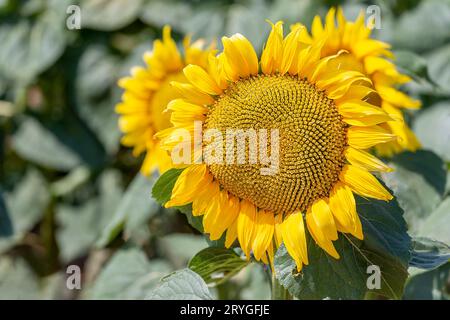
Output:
top-left (116, 26), bottom-right (214, 175)
top-left (304, 7), bottom-right (421, 156)
top-left (157, 22), bottom-right (396, 270)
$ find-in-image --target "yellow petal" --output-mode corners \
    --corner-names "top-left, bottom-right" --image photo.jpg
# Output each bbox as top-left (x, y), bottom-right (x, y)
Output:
top-left (311, 15), bottom-right (324, 37)
top-left (252, 211), bottom-right (275, 261)
top-left (376, 86), bottom-right (421, 109)
top-left (364, 56), bottom-right (395, 75)
top-left (170, 81), bottom-right (215, 106)
top-left (192, 180), bottom-right (220, 216)
top-left (237, 200), bottom-right (257, 259)
top-left (340, 165), bottom-right (393, 201)
top-left (222, 33), bottom-right (258, 78)
top-left (165, 165), bottom-right (211, 207)
top-left (166, 99), bottom-right (207, 115)
top-left (225, 218), bottom-right (238, 248)
top-left (205, 193), bottom-right (240, 241)
top-left (274, 214), bottom-right (283, 247)
top-left (336, 85), bottom-right (376, 103)
top-left (280, 211), bottom-right (308, 271)
top-left (202, 192), bottom-right (223, 236)
top-left (184, 64), bottom-right (223, 95)
top-left (347, 125), bottom-right (396, 149)
top-left (261, 21), bottom-right (284, 74)
top-left (306, 200), bottom-right (340, 259)
top-left (329, 182), bottom-right (363, 240)
top-left (280, 24), bottom-right (306, 75)
top-left (310, 199), bottom-right (338, 241)
top-left (338, 100), bottom-right (392, 126)
top-left (345, 147), bottom-right (392, 172)
top-left (353, 39), bottom-right (390, 59)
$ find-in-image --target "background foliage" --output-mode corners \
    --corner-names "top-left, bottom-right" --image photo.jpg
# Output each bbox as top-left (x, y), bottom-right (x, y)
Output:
top-left (0, 0), bottom-right (449, 300)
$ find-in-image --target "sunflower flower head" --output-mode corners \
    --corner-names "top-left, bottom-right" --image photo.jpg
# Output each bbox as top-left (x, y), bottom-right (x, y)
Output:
top-left (158, 21), bottom-right (396, 271)
top-left (304, 7), bottom-right (421, 157)
top-left (116, 26), bottom-right (215, 175)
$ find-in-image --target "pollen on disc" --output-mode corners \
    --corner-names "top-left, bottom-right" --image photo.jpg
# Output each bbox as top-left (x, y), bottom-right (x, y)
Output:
top-left (204, 74), bottom-right (348, 214)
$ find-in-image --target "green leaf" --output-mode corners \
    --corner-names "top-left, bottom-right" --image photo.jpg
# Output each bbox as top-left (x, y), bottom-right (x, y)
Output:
top-left (152, 168), bottom-right (184, 205)
top-left (140, 0), bottom-right (226, 41)
top-left (80, 0), bottom-right (143, 31)
top-left (189, 247), bottom-right (250, 286)
top-left (413, 102), bottom-right (450, 162)
top-left (417, 197), bottom-right (450, 245)
top-left (178, 204), bottom-right (204, 233)
top-left (96, 173), bottom-right (159, 247)
top-left (426, 44), bottom-right (450, 95)
top-left (356, 195), bottom-right (411, 266)
top-left (56, 170), bottom-right (123, 262)
top-left (159, 233), bottom-right (207, 269)
top-left (274, 195), bottom-right (410, 299)
top-left (275, 235), bottom-right (407, 300)
top-left (88, 246), bottom-right (172, 299)
top-left (391, 150), bottom-right (447, 196)
top-left (76, 46), bottom-right (121, 154)
top-left (12, 116), bottom-right (107, 171)
top-left (409, 237), bottom-right (450, 270)
top-left (382, 152), bottom-right (444, 232)
top-left (0, 257), bottom-right (41, 299)
top-left (0, 169), bottom-right (50, 253)
top-left (391, 0), bottom-right (450, 52)
top-left (404, 263), bottom-right (450, 300)
top-left (0, 191), bottom-right (13, 237)
top-left (147, 268), bottom-right (213, 300)
top-left (0, 0), bottom-right (69, 84)
top-left (12, 117), bottom-right (82, 171)
top-left (394, 51), bottom-right (436, 85)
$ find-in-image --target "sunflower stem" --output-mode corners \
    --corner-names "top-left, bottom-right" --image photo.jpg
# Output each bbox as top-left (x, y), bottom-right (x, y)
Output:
top-left (271, 271), bottom-right (291, 300)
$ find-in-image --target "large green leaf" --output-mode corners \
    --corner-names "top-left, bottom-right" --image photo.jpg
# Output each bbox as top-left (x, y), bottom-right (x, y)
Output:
top-left (76, 46), bottom-right (121, 154)
top-left (147, 268), bottom-right (213, 300)
top-left (140, 0), bottom-right (225, 41)
top-left (413, 102), bottom-right (450, 162)
top-left (12, 117), bottom-right (82, 171)
top-left (404, 263), bottom-right (450, 300)
top-left (409, 237), bottom-right (450, 270)
top-left (88, 246), bottom-right (172, 299)
top-left (12, 116), bottom-right (107, 171)
top-left (80, 0), bottom-right (143, 31)
top-left (96, 173), bottom-right (160, 247)
top-left (275, 235), bottom-right (408, 300)
top-left (0, 257), bottom-right (41, 299)
top-left (390, 0), bottom-right (450, 52)
top-left (189, 247), bottom-right (250, 286)
top-left (417, 197), bottom-right (450, 245)
top-left (56, 170), bottom-right (123, 262)
top-left (274, 195), bottom-right (410, 299)
top-left (394, 51), bottom-right (437, 86)
top-left (391, 150), bottom-right (447, 196)
top-left (0, 0), bottom-right (69, 84)
top-left (0, 191), bottom-right (12, 237)
top-left (426, 44), bottom-right (450, 95)
top-left (159, 233), bottom-right (207, 269)
top-left (356, 195), bottom-right (411, 266)
top-left (382, 151), bottom-right (446, 233)
top-left (0, 169), bottom-right (50, 253)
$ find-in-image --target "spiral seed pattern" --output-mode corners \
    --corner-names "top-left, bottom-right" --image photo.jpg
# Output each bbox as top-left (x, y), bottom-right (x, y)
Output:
top-left (205, 74), bottom-right (348, 213)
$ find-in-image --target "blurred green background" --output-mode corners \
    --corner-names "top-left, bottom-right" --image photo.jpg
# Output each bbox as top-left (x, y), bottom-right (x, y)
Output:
top-left (0, 0), bottom-right (449, 299)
